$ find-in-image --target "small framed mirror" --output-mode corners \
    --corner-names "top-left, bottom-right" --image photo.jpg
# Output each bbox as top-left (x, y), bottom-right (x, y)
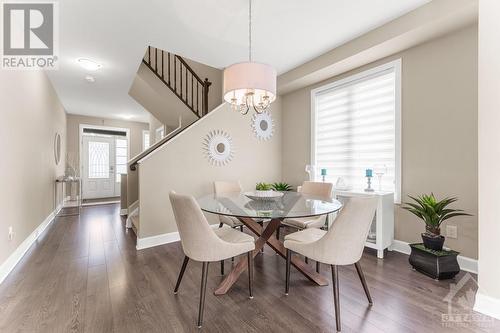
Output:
top-left (54, 133), bottom-right (61, 165)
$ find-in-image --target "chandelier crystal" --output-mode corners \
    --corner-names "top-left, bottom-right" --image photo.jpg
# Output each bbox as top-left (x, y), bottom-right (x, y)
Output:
top-left (223, 0), bottom-right (277, 115)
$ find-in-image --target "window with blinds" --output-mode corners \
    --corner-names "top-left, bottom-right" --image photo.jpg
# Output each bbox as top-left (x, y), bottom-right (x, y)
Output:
top-left (312, 60), bottom-right (401, 202)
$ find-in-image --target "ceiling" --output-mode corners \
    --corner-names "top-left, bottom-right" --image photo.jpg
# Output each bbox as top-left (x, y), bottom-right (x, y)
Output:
top-left (47, 0), bottom-right (431, 123)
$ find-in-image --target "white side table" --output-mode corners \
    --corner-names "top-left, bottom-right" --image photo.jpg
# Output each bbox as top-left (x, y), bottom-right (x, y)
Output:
top-left (332, 189), bottom-right (394, 259)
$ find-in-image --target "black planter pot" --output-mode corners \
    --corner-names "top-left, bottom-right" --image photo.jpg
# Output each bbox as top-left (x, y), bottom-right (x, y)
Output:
top-left (421, 233), bottom-right (445, 251)
top-left (409, 243), bottom-right (460, 280)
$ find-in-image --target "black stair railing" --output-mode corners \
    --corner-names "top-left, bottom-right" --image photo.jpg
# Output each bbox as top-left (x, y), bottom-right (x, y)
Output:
top-left (143, 46), bottom-right (212, 118)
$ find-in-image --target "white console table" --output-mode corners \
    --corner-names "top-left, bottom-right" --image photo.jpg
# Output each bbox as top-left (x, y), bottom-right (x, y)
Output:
top-left (332, 189), bottom-right (394, 259)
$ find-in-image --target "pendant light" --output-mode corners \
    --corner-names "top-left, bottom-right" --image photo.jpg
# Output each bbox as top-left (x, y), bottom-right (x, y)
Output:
top-left (223, 0), bottom-right (277, 115)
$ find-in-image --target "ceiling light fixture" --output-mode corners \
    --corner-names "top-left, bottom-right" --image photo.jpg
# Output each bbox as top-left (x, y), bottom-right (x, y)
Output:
top-left (223, 0), bottom-right (276, 115)
top-left (84, 74), bottom-right (95, 83)
top-left (77, 58), bottom-right (102, 71)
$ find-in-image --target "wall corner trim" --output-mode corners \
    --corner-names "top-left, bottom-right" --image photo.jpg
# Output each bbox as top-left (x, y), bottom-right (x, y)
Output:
top-left (136, 224), bottom-right (221, 250)
top-left (390, 239), bottom-right (478, 274)
top-left (474, 292), bottom-right (500, 321)
top-left (0, 203), bottom-right (63, 285)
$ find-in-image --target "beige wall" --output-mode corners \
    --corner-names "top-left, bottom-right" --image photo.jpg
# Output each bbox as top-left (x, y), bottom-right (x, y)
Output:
top-left (0, 71), bottom-right (66, 267)
top-left (281, 24), bottom-right (478, 258)
top-left (476, 0), bottom-right (500, 314)
top-left (66, 114), bottom-right (149, 169)
top-left (138, 101), bottom-right (282, 238)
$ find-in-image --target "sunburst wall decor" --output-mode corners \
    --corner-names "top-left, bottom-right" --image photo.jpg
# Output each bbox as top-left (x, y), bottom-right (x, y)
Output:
top-left (251, 111), bottom-right (274, 140)
top-left (202, 130), bottom-right (234, 166)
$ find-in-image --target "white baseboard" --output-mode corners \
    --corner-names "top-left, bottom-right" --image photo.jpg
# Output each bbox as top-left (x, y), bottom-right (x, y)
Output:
top-left (474, 292), bottom-right (500, 320)
top-left (0, 202), bottom-right (62, 285)
top-left (120, 209), bottom-right (128, 216)
top-left (136, 224), bottom-right (221, 250)
top-left (390, 239), bottom-right (478, 274)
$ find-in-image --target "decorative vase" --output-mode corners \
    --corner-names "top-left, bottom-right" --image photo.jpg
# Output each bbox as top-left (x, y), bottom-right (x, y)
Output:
top-left (255, 190), bottom-right (274, 197)
top-left (421, 233), bottom-right (445, 251)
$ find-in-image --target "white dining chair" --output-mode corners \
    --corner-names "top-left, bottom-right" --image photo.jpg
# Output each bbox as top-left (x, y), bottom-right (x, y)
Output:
top-left (281, 181), bottom-right (333, 272)
top-left (284, 197), bottom-right (378, 333)
top-left (281, 181), bottom-right (333, 232)
top-left (214, 181), bottom-right (264, 273)
top-left (214, 181), bottom-right (245, 230)
top-left (169, 191), bottom-right (256, 328)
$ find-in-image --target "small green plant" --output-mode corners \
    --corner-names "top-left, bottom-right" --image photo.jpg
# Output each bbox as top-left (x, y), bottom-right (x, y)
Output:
top-left (402, 193), bottom-right (471, 236)
top-left (272, 182), bottom-right (293, 191)
top-left (255, 182), bottom-right (272, 191)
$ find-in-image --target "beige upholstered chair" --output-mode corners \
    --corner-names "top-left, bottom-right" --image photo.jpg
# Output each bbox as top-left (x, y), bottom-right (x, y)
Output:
top-left (284, 197), bottom-right (378, 332)
top-left (281, 181), bottom-right (334, 231)
top-left (169, 191), bottom-right (255, 328)
top-left (214, 181), bottom-right (264, 271)
top-left (280, 181), bottom-right (333, 272)
top-left (214, 181), bottom-right (244, 229)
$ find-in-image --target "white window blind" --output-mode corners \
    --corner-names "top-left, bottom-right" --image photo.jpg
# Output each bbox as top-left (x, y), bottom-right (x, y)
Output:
top-left (312, 61), bottom-right (401, 202)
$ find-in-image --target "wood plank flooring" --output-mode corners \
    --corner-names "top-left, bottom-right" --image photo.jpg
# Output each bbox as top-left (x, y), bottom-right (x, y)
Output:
top-left (0, 203), bottom-right (498, 332)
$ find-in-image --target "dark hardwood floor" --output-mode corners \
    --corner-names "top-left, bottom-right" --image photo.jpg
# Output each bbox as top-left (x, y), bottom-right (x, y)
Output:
top-left (0, 203), bottom-right (498, 332)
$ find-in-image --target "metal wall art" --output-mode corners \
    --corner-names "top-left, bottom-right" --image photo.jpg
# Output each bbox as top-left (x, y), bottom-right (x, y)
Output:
top-left (251, 111), bottom-right (274, 140)
top-left (202, 130), bottom-right (234, 166)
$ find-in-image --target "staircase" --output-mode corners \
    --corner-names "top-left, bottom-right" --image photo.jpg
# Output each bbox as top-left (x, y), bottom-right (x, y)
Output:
top-left (129, 46), bottom-right (214, 171)
top-left (143, 46), bottom-right (212, 119)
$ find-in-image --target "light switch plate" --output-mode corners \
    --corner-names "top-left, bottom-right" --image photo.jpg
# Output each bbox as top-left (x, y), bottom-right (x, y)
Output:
top-left (446, 225), bottom-right (458, 239)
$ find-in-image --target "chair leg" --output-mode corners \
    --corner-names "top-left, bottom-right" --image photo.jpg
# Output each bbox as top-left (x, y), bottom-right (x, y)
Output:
top-left (220, 260), bottom-right (224, 275)
top-left (354, 261), bottom-right (373, 305)
top-left (316, 261), bottom-right (320, 273)
top-left (276, 226), bottom-right (280, 240)
top-left (174, 256), bottom-right (189, 294)
top-left (285, 249), bottom-right (291, 295)
top-left (197, 262), bottom-right (209, 328)
top-left (331, 265), bottom-right (341, 332)
top-left (247, 252), bottom-right (254, 299)
top-left (305, 257), bottom-right (309, 264)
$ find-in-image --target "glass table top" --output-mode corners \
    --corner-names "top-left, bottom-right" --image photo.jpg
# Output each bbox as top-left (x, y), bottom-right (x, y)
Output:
top-left (197, 191), bottom-right (343, 219)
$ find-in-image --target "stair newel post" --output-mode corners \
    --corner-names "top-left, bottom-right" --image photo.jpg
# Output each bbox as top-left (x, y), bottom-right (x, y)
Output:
top-left (203, 78), bottom-right (211, 117)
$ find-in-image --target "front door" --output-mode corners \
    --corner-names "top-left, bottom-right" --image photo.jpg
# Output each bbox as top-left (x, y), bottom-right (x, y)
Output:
top-left (82, 136), bottom-right (116, 199)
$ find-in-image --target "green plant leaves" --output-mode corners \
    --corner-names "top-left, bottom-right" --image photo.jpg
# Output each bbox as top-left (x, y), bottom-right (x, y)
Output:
top-left (271, 182), bottom-right (293, 191)
top-left (402, 193), bottom-right (471, 233)
top-left (255, 182), bottom-right (272, 191)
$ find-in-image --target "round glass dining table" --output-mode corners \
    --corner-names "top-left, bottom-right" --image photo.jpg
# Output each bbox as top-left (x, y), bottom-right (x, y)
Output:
top-left (197, 192), bottom-right (343, 295)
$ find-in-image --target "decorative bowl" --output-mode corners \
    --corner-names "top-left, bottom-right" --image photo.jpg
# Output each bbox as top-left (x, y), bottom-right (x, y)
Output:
top-left (244, 191), bottom-right (284, 201)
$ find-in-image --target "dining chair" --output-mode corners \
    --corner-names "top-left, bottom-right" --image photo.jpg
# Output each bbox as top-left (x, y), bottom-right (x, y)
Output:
top-left (169, 191), bottom-right (256, 328)
top-left (214, 181), bottom-right (264, 274)
top-left (213, 181), bottom-right (245, 230)
top-left (281, 181), bottom-right (333, 272)
top-left (283, 197), bottom-right (378, 333)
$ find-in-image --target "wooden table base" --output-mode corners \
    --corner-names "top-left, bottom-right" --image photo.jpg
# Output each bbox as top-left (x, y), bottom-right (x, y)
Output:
top-left (213, 217), bottom-right (329, 295)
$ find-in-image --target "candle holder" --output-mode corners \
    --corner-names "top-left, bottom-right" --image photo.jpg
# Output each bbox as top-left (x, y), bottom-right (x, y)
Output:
top-left (365, 176), bottom-right (375, 192)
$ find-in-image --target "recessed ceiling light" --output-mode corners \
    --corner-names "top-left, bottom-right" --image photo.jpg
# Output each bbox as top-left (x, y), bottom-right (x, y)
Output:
top-left (77, 58), bottom-right (102, 71)
top-left (85, 74), bottom-right (95, 83)
top-left (120, 114), bottom-right (134, 120)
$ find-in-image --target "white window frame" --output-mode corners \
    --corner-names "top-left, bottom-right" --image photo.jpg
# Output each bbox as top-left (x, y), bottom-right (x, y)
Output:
top-left (142, 130), bottom-right (150, 151)
top-left (310, 59), bottom-right (402, 203)
top-left (156, 125), bottom-right (165, 142)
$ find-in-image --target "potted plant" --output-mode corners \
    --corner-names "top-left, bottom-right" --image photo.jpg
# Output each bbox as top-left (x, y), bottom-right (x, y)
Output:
top-left (402, 194), bottom-right (471, 251)
top-left (271, 182), bottom-right (293, 192)
top-left (255, 182), bottom-right (273, 197)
